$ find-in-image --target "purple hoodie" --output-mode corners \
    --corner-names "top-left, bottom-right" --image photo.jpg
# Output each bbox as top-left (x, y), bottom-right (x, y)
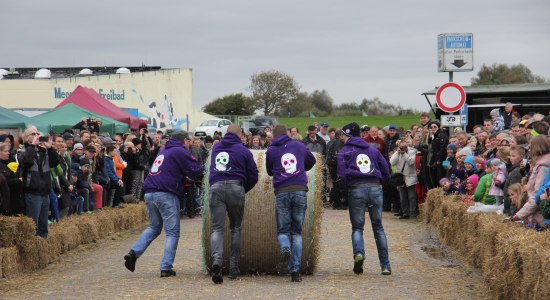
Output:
top-left (209, 132), bottom-right (258, 193)
top-left (143, 138), bottom-right (204, 196)
top-left (337, 136), bottom-right (390, 187)
top-left (266, 134), bottom-right (316, 193)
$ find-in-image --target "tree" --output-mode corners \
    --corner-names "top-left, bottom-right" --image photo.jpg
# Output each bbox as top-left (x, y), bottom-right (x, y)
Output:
top-left (202, 93), bottom-right (255, 115)
top-left (286, 91), bottom-right (311, 117)
top-left (471, 63), bottom-right (547, 86)
top-left (309, 90), bottom-right (334, 114)
top-left (249, 70), bottom-right (300, 116)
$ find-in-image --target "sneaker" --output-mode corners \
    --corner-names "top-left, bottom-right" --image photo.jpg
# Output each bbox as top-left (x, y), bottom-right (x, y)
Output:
top-left (278, 249), bottom-right (291, 275)
top-left (353, 254), bottom-right (364, 274)
top-left (211, 264), bottom-right (223, 284)
top-left (290, 272), bottom-right (302, 282)
top-left (160, 269), bottom-right (176, 277)
top-left (124, 250), bottom-right (137, 272)
top-left (381, 268), bottom-right (392, 275)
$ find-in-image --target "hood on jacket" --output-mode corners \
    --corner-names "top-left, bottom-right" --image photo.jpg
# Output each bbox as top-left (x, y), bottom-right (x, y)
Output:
top-left (464, 155), bottom-right (477, 170)
top-left (271, 134), bottom-right (292, 147)
top-left (220, 132), bottom-right (242, 147)
top-left (466, 174), bottom-right (479, 189)
top-left (165, 138), bottom-right (185, 149)
top-left (345, 137), bottom-right (371, 149)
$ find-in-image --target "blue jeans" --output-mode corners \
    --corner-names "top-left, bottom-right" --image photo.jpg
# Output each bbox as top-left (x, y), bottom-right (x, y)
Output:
top-left (25, 193), bottom-right (50, 239)
top-left (71, 196), bottom-right (84, 215)
top-left (131, 192), bottom-right (181, 271)
top-left (209, 181), bottom-right (245, 271)
top-left (348, 183), bottom-right (391, 270)
top-left (275, 191), bottom-right (307, 273)
top-left (49, 189), bottom-right (60, 222)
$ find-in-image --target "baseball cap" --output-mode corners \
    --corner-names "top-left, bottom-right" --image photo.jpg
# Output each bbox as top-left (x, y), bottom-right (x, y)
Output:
top-left (62, 132), bottom-right (74, 140)
top-left (360, 125), bottom-right (370, 132)
top-left (80, 157), bottom-right (91, 166)
top-left (320, 122), bottom-right (329, 127)
top-left (388, 125), bottom-right (397, 130)
top-left (73, 143), bottom-right (84, 150)
top-left (101, 137), bottom-right (114, 145)
top-left (85, 145), bottom-right (96, 153)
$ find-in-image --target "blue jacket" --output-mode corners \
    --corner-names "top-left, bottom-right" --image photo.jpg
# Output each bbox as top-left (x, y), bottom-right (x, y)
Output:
top-left (143, 138), bottom-right (204, 196)
top-left (266, 134), bottom-right (316, 193)
top-left (337, 137), bottom-right (390, 188)
top-left (209, 133), bottom-right (258, 193)
top-left (103, 156), bottom-right (119, 182)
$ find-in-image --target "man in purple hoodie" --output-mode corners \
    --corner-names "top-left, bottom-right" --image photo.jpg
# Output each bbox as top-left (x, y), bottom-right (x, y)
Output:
top-left (337, 122), bottom-right (392, 276)
top-left (123, 130), bottom-right (204, 278)
top-left (209, 124), bottom-right (258, 284)
top-left (266, 124), bottom-right (316, 283)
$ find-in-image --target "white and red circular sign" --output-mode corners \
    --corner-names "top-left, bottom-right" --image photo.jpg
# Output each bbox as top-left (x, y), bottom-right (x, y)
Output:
top-left (435, 82), bottom-right (466, 113)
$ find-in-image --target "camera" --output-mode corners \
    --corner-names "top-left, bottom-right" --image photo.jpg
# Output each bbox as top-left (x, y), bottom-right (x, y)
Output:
top-left (38, 136), bottom-right (49, 142)
top-left (399, 146), bottom-right (407, 152)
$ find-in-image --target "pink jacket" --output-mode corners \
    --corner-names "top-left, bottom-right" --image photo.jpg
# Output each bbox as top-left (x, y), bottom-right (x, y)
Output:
top-left (515, 153), bottom-right (550, 226)
top-left (489, 164), bottom-right (507, 196)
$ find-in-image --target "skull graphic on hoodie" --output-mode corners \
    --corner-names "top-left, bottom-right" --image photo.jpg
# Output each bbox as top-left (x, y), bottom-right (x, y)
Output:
top-left (215, 152), bottom-right (230, 172)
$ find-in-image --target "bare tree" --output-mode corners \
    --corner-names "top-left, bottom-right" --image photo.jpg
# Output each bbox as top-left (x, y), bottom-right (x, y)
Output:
top-left (249, 70), bottom-right (300, 116)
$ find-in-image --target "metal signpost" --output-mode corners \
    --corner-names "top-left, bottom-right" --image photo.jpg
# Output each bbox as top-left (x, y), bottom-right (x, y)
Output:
top-left (437, 33), bottom-right (473, 133)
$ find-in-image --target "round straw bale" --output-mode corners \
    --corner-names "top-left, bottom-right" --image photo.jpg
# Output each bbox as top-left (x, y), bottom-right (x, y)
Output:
top-left (202, 150), bottom-right (324, 275)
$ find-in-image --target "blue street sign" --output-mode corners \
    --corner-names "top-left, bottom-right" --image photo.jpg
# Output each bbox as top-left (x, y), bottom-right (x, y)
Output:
top-left (460, 103), bottom-right (468, 125)
top-left (445, 35), bottom-right (472, 49)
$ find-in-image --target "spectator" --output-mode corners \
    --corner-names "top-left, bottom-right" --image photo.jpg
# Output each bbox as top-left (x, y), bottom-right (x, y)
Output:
top-left (428, 121), bottom-right (448, 188)
top-left (317, 122), bottom-right (331, 143)
top-left (303, 125), bottom-right (327, 157)
top-left (390, 140), bottom-right (419, 219)
top-left (488, 159), bottom-right (507, 206)
top-left (364, 126), bottom-right (385, 154)
top-left (483, 119), bottom-right (496, 135)
top-left (503, 146), bottom-right (527, 215)
top-left (502, 102), bottom-right (514, 129)
top-left (383, 125), bottom-right (400, 159)
top-left (105, 145), bottom-right (125, 208)
top-left (512, 136), bottom-right (550, 227)
top-left (326, 129), bottom-right (345, 209)
top-left (249, 135), bottom-right (264, 150)
top-left (0, 142), bottom-right (24, 215)
top-left (490, 109), bottom-right (505, 132)
top-left (18, 128), bottom-right (60, 238)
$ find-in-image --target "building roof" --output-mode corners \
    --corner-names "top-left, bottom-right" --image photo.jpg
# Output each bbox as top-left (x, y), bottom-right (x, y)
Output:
top-left (0, 66), bottom-right (162, 79)
top-left (422, 83), bottom-right (550, 96)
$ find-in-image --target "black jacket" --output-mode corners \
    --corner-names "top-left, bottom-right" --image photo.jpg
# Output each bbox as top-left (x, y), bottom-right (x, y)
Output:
top-left (429, 130), bottom-right (448, 165)
top-left (18, 145), bottom-right (60, 196)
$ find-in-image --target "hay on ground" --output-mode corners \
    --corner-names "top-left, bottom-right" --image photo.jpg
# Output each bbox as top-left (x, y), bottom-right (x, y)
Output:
top-left (424, 188), bottom-right (550, 299)
top-left (202, 150), bottom-right (324, 275)
top-left (0, 246), bottom-right (20, 278)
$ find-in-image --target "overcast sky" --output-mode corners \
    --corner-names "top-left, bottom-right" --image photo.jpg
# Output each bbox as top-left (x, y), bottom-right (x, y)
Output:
top-left (2, 0), bottom-right (549, 111)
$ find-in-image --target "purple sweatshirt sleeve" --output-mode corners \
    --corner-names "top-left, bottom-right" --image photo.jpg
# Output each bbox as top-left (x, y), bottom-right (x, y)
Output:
top-left (304, 149), bottom-right (316, 172)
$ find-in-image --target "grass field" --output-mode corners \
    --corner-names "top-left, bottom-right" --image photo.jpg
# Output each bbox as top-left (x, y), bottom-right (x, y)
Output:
top-left (278, 114), bottom-right (423, 133)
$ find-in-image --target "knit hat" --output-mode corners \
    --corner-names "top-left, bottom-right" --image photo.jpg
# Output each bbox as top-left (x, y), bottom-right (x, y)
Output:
top-left (458, 146), bottom-right (472, 157)
top-left (464, 155), bottom-right (477, 169)
top-left (490, 108), bottom-right (500, 117)
top-left (73, 143), bottom-right (84, 150)
top-left (80, 157), bottom-right (91, 166)
top-left (439, 178), bottom-right (451, 186)
top-left (342, 122), bottom-right (360, 137)
top-left (447, 143), bottom-right (457, 152)
top-left (490, 158), bottom-right (502, 167)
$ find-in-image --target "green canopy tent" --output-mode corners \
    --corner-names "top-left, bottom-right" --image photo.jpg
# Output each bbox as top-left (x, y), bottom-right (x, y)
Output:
top-left (0, 106), bottom-right (51, 133)
top-left (32, 103), bottom-right (129, 136)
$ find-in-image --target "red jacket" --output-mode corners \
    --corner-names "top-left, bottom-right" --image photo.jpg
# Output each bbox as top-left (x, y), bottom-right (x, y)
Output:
top-left (364, 136), bottom-right (385, 154)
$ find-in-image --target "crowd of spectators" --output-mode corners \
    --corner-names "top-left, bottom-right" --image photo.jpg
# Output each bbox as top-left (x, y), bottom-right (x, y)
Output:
top-left (2, 102), bottom-right (550, 239)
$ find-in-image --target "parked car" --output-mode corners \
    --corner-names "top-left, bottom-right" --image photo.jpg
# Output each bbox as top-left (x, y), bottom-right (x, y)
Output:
top-left (194, 119), bottom-right (231, 137)
top-left (248, 116), bottom-right (279, 135)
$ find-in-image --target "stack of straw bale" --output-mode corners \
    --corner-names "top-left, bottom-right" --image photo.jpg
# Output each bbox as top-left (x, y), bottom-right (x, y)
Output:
top-left (423, 189), bottom-right (550, 299)
top-left (0, 203), bottom-right (147, 278)
top-left (202, 150), bottom-right (324, 275)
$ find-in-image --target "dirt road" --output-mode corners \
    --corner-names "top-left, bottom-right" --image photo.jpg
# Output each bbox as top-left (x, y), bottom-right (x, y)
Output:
top-left (0, 209), bottom-right (486, 299)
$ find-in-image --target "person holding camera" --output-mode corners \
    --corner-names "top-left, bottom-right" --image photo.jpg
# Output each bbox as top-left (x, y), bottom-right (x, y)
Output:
top-left (72, 117), bottom-right (101, 134)
top-left (17, 127), bottom-right (60, 239)
top-left (390, 140), bottom-right (419, 219)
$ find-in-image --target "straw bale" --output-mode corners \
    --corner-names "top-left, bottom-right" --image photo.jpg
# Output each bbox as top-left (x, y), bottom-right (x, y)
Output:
top-left (424, 189), bottom-right (550, 299)
top-left (202, 150), bottom-right (324, 275)
top-left (0, 246), bottom-right (20, 278)
top-left (0, 216), bottom-right (36, 248)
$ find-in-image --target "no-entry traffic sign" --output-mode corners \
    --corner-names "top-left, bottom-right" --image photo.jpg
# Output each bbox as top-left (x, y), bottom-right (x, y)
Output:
top-left (435, 82), bottom-right (466, 113)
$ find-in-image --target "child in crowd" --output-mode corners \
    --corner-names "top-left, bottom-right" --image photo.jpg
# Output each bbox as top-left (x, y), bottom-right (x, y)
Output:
top-left (69, 170), bottom-right (84, 215)
top-left (489, 159), bottom-right (507, 205)
top-left (473, 156), bottom-right (487, 178)
top-left (462, 174), bottom-right (479, 203)
top-left (507, 183), bottom-right (527, 213)
top-left (473, 159), bottom-right (496, 205)
top-left (439, 178), bottom-right (456, 195)
top-left (534, 168), bottom-right (550, 226)
top-left (443, 144), bottom-right (457, 172)
top-left (504, 146), bottom-right (527, 215)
